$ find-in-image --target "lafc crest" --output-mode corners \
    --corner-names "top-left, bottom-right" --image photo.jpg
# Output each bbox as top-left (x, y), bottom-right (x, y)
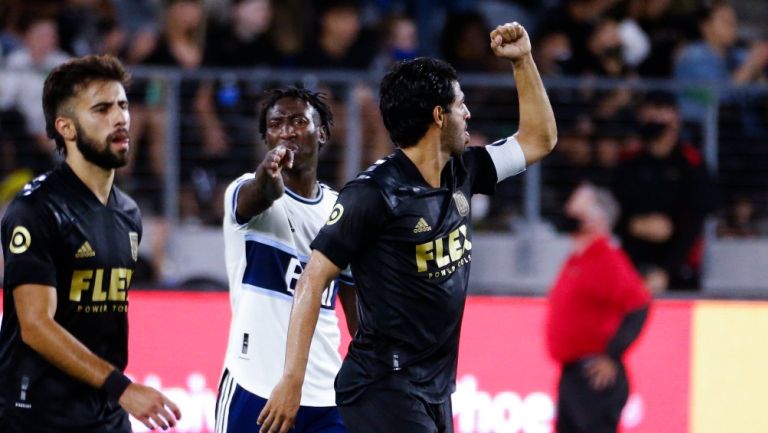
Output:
top-left (453, 191), bottom-right (469, 216)
top-left (129, 232), bottom-right (139, 262)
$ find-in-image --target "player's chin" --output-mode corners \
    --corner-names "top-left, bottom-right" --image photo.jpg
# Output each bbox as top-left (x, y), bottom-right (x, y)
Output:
top-left (113, 149), bottom-right (130, 162)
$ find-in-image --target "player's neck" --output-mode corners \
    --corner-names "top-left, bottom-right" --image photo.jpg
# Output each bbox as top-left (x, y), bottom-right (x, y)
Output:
top-left (65, 153), bottom-right (115, 205)
top-left (282, 169), bottom-right (318, 199)
top-left (402, 134), bottom-right (451, 188)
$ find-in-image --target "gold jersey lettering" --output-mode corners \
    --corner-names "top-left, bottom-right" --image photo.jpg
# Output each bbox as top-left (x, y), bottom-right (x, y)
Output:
top-left (69, 268), bottom-right (132, 302)
top-left (416, 242), bottom-right (435, 273)
top-left (414, 224), bottom-right (471, 273)
top-left (434, 235), bottom-right (451, 268)
top-left (448, 228), bottom-right (463, 262)
top-left (92, 269), bottom-right (108, 301)
top-left (70, 269), bottom-right (103, 301)
top-left (459, 225), bottom-right (472, 251)
top-left (109, 268), bottom-right (132, 301)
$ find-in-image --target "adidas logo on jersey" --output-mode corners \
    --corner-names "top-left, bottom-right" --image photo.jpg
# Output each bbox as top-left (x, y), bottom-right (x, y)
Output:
top-left (413, 218), bottom-right (432, 234)
top-left (75, 241), bottom-right (96, 258)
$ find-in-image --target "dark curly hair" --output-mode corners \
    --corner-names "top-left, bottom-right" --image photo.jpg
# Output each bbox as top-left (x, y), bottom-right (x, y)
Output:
top-left (379, 57), bottom-right (458, 148)
top-left (43, 55), bottom-right (131, 154)
top-left (258, 87), bottom-right (334, 143)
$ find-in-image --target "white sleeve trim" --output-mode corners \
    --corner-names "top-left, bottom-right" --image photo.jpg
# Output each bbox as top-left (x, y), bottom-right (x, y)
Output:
top-left (484, 136), bottom-right (527, 182)
top-left (225, 173), bottom-right (256, 228)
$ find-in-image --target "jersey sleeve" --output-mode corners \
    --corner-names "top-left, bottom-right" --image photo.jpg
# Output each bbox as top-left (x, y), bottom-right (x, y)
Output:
top-left (1, 198), bottom-right (59, 290)
top-left (310, 180), bottom-right (389, 270)
top-left (338, 266), bottom-right (355, 286)
top-left (607, 248), bottom-right (652, 311)
top-left (223, 174), bottom-right (256, 227)
top-left (462, 145), bottom-right (498, 195)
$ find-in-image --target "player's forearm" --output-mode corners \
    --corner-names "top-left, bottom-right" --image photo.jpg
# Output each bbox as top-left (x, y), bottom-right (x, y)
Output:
top-left (511, 54), bottom-right (557, 165)
top-left (282, 252), bottom-right (341, 383)
top-left (20, 316), bottom-right (116, 389)
top-left (282, 272), bottom-right (331, 382)
top-left (236, 167), bottom-right (283, 218)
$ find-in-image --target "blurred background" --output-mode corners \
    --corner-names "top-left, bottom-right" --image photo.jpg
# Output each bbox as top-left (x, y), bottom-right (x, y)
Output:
top-left (0, 0), bottom-right (767, 431)
top-left (0, 0), bottom-right (767, 295)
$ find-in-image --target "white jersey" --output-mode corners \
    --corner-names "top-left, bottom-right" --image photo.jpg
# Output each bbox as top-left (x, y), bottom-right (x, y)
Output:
top-left (222, 174), bottom-right (353, 406)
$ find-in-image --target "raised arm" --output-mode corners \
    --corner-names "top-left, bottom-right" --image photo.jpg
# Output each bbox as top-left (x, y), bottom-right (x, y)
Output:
top-left (490, 22), bottom-right (557, 165)
top-left (257, 250), bottom-right (342, 433)
top-left (14, 284), bottom-right (181, 430)
top-left (235, 145), bottom-right (295, 220)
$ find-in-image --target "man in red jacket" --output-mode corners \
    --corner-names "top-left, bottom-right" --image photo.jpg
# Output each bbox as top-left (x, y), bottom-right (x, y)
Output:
top-left (546, 184), bottom-right (651, 433)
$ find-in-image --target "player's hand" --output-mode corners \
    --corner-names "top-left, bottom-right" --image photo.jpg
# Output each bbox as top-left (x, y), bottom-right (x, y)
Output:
top-left (261, 144), bottom-right (295, 179)
top-left (257, 376), bottom-right (302, 433)
top-left (583, 355), bottom-right (618, 391)
top-left (119, 383), bottom-right (181, 431)
top-left (644, 268), bottom-right (669, 293)
top-left (489, 22), bottom-right (531, 62)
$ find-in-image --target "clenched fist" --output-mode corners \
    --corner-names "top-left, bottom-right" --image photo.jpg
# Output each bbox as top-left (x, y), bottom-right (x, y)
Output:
top-left (490, 22), bottom-right (531, 62)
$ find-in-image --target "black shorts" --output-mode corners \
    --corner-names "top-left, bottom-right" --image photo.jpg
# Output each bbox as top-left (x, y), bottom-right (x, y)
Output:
top-left (338, 377), bottom-right (453, 433)
top-left (556, 359), bottom-right (629, 433)
top-left (0, 403), bottom-right (130, 433)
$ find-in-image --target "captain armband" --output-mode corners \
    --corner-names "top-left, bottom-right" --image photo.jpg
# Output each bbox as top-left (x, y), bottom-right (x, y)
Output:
top-left (484, 136), bottom-right (527, 181)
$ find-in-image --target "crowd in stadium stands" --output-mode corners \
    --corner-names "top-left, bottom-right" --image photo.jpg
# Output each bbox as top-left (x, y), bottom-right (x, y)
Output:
top-left (0, 0), bottom-right (767, 284)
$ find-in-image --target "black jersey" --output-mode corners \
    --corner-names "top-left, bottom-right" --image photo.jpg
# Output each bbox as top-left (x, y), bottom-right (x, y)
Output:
top-left (311, 147), bottom-right (497, 404)
top-left (0, 163), bottom-right (141, 432)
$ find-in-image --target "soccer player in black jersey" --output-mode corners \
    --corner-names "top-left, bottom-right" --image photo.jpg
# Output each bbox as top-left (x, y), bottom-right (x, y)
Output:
top-left (0, 55), bottom-right (181, 432)
top-left (259, 22), bottom-right (557, 433)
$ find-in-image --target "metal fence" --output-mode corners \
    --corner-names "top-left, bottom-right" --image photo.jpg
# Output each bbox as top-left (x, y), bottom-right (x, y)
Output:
top-left (2, 66), bottom-right (768, 292)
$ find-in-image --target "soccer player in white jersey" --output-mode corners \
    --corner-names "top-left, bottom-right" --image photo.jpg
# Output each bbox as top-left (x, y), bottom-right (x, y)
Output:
top-left (215, 87), bottom-right (358, 433)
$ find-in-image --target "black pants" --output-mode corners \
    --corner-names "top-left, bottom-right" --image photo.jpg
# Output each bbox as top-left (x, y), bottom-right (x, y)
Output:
top-left (339, 380), bottom-right (453, 433)
top-left (556, 360), bottom-right (629, 433)
top-left (0, 402), bottom-right (130, 433)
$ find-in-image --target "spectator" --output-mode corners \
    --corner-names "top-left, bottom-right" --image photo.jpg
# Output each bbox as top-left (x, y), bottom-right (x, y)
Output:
top-left (370, 12), bottom-right (419, 75)
top-left (268, 0), bottom-right (311, 64)
top-left (578, 17), bottom-right (635, 78)
top-left (547, 183), bottom-right (651, 433)
top-left (674, 0), bottom-right (768, 121)
top-left (626, 0), bottom-right (696, 77)
top-left (612, 91), bottom-right (715, 292)
top-left (0, 13), bottom-right (70, 173)
top-left (717, 196), bottom-right (761, 238)
top-left (109, 0), bottom-right (159, 64)
top-left (202, 0), bottom-right (278, 67)
top-left (0, 108), bottom-right (43, 176)
top-left (538, 0), bottom-right (622, 71)
top-left (57, 0), bottom-right (117, 57)
top-left (578, 18), bottom-right (638, 142)
top-left (542, 120), bottom-right (594, 220)
top-left (533, 30), bottom-right (573, 77)
top-left (0, 0), bottom-right (24, 61)
top-left (194, 0), bottom-right (279, 191)
top-left (591, 124), bottom-right (625, 188)
top-left (133, 0), bottom-right (209, 221)
top-left (440, 10), bottom-right (504, 72)
top-left (298, 0), bottom-right (376, 70)
top-left (142, 0), bottom-right (204, 70)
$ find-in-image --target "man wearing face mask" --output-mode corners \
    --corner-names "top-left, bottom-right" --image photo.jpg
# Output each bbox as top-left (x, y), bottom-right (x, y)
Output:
top-left (612, 91), bottom-right (715, 292)
top-left (547, 183), bottom-right (651, 433)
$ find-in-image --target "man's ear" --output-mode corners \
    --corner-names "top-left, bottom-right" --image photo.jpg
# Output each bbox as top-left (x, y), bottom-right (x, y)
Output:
top-left (318, 125), bottom-right (329, 148)
top-left (432, 106), bottom-right (445, 128)
top-left (55, 116), bottom-right (76, 142)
